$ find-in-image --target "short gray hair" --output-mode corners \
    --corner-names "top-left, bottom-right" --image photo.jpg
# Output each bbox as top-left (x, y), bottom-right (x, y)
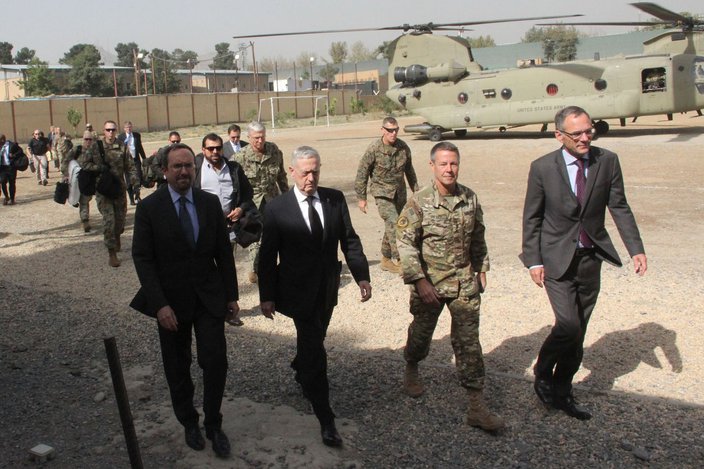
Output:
top-left (430, 141), bottom-right (460, 163)
top-left (554, 106), bottom-right (590, 131)
top-left (247, 121), bottom-right (265, 134)
top-left (291, 146), bottom-right (320, 166)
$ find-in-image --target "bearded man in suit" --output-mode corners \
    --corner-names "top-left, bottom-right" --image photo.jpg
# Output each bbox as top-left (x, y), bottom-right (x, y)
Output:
top-left (131, 143), bottom-right (239, 458)
top-left (521, 105), bottom-right (647, 420)
top-left (258, 145), bottom-right (372, 447)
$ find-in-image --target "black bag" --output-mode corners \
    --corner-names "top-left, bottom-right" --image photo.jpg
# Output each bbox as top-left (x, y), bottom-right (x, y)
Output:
top-left (233, 206), bottom-right (263, 248)
top-left (96, 165), bottom-right (122, 199)
top-left (53, 181), bottom-right (69, 204)
top-left (12, 153), bottom-right (29, 171)
top-left (78, 169), bottom-right (97, 196)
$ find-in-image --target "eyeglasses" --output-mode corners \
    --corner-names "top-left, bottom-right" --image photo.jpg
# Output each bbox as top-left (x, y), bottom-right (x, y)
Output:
top-left (169, 140), bottom-right (181, 144)
top-left (83, 138), bottom-right (93, 141)
top-left (104, 128), bottom-right (117, 132)
top-left (383, 127), bottom-right (400, 133)
top-left (170, 163), bottom-right (194, 170)
top-left (205, 145), bottom-right (223, 152)
top-left (558, 128), bottom-right (595, 140)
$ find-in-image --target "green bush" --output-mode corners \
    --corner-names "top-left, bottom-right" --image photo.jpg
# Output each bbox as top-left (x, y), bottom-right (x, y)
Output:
top-left (350, 97), bottom-right (366, 115)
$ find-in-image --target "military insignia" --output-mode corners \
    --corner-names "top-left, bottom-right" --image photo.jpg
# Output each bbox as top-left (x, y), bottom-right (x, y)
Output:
top-left (397, 216), bottom-right (409, 228)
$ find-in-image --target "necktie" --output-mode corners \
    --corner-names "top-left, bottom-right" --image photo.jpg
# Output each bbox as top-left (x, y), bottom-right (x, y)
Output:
top-left (574, 158), bottom-right (593, 248)
top-left (179, 196), bottom-right (196, 249)
top-left (306, 196), bottom-right (323, 246)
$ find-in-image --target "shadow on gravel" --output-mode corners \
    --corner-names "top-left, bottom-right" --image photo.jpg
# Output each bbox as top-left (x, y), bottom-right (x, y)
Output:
top-left (0, 236), bottom-right (701, 468)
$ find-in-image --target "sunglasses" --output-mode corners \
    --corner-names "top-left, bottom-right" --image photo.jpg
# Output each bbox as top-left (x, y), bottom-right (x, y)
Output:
top-left (205, 145), bottom-right (223, 152)
top-left (383, 127), bottom-right (400, 133)
top-left (104, 128), bottom-right (117, 132)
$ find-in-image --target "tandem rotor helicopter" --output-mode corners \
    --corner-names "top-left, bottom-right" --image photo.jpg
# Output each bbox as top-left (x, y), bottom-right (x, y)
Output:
top-left (235, 2), bottom-right (704, 141)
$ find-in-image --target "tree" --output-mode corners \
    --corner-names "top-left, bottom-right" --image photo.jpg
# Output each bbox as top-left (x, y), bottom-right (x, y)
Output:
top-left (258, 56), bottom-right (293, 73)
top-left (329, 41), bottom-right (348, 63)
top-left (319, 62), bottom-right (339, 86)
top-left (60, 44), bottom-right (102, 66)
top-left (60, 44), bottom-right (111, 96)
top-left (211, 42), bottom-right (235, 70)
top-left (19, 58), bottom-right (56, 96)
top-left (0, 42), bottom-right (13, 64)
top-left (14, 47), bottom-right (36, 65)
top-left (349, 41), bottom-right (375, 62)
top-left (114, 42), bottom-right (148, 68)
top-left (172, 49), bottom-right (198, 69)
top-left (66, 108), bottom-right (83, 137)
top-left (374, 41), bottom-right (393, 61)
top-left (467, 35), bottom-right (496, 48)
top-left (522, 26), bottom-right (580, 62)
top-left (296, 51), bottom-right (318, 79)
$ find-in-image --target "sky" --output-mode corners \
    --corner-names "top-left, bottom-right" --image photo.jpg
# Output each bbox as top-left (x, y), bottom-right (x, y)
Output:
top-left (3, 0), bottom-right (702, 67)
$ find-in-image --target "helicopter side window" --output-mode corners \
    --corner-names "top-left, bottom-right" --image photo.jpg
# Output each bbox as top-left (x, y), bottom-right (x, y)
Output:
top-left (642, 68), bottom-right (666, 93)
top-left (694, 58), bottom-right (704, 95)
top-left (482, 89), bottom-right (496, 99)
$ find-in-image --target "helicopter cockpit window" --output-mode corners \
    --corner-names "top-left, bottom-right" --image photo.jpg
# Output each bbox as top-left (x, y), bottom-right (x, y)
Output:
top-left (482, 89), bottom-right (496, 99)
top-left (642, 68), bottom-right (666, 93)
top-left (458, 92), bottom-right (468, 104)
top-left (694, 58), bottom-right (704, 95)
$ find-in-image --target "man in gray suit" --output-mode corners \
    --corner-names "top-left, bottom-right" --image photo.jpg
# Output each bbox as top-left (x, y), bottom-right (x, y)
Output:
top-left (521, 106), bottom-right (647, 420)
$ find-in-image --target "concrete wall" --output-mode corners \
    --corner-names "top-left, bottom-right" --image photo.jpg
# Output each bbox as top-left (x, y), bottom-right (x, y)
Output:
top-left (0, 89), bottom-right (383, 142)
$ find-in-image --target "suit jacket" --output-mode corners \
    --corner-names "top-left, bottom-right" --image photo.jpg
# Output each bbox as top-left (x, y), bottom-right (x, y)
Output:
top-left (521, 146), bottom-right (644, 279)
top-left (130, 185), bottom-right (238, 318)
top-left (117, 131), bottom-right (147, 161)
top-left (223, 140), bottom-right (249, 160)
top-left (258, 187), bottom-right (370, 320)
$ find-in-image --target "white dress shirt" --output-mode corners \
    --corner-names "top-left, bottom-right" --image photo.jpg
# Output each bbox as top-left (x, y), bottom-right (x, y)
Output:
top-left (293, 186), bottom-right (324, 232)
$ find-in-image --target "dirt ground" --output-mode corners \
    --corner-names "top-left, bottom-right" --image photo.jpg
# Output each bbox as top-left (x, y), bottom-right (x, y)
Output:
top-left (1, 112), bottom-right (702, 467)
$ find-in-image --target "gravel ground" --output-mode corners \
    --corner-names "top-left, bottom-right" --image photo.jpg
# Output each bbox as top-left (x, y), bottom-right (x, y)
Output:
top-left (1, 114), bottom-right (703, 468)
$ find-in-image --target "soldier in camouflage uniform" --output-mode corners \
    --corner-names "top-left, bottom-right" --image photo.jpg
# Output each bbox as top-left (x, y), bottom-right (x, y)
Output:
top-left (396, 141), bottom-right (504, 432)
top-left (61, 131), bottom-right (94, 233)
top-left (234, 121), bottom-right (288, 283)
top-left (78, 120), bottom-right (139, 268)
top-left (52, 127), bottom-right (72, 170)
top-left (355, 117), bottom-right (418, 274)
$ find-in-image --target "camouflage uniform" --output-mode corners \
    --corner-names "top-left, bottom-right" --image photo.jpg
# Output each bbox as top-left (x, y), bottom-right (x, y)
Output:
top-left (53, 135), bottom-right (72, 170)
top-left (78, 138), bottom-right (138, 249)
top-left (397, 182), bottom-right (490, 390)
top-left (61, 145), bottom-right (91, 224)
top-left (234, 141), bottom-right (289, 272)
top-left (355, 138), bottom-right (418, 260)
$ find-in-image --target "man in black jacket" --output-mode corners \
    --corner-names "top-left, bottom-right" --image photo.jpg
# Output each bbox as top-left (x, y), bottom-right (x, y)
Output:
top-left (259, 145), bottom-right (371, 447)
top-left (0, 134), bottom-right (25, 205)
top-left (117, 121), bottom-right (146, 204)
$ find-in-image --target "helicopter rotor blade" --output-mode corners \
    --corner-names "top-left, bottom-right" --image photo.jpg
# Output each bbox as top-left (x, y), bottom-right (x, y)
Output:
top-left (631, 2), bottom-right (693, 25)
top-left (541, 3), bottom-right (703, 31)
top-left (233, 14), bottom-right (584, 40)
top-left (538, 21), bottom-right (669, 27)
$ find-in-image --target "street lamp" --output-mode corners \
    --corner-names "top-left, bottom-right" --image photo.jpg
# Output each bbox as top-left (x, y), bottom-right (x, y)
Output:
top-left (234, 53), bottom-right (240, 91)
top-left (309, 56), bottom-right (315, 90)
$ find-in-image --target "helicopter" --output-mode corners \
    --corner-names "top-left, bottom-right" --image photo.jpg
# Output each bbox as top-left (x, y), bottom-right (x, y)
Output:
top-left (234, 3), bottom-right (704, 141)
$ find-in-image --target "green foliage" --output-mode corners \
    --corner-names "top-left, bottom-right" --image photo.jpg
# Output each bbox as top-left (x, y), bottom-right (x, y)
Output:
top-left (245, 109), bottom-right (258, 122)
top-left (60, 44), bottom-right (111, 96)
top-left (329, 42), bottom-right (348, 63)
top-left (327, 98), bottom-right (337, 116)
top-left (60, 44), bottom-right (101, 66)
top-left (318, 62), bottom-right (339, 84)
top-left (66, 108), bottom-right (83, 136)
top-left (114, 42), bottom-right (148, 68)
top-left (349, 41), bottom-right (375, 62)
top-left (370, 95), bottom-right (400, 115)
top-left (522, 26), bottom-right (580, 62)
top-left (172, 49), bottom-right (198, 69)
top-left (467, 35), bottom-right (496, 48)
top-left (0, 42), bottom-right (13, 64)
top-left (374, 41), bottom-right (393, 61)
top-left (13, 47), bottom-right (36, 65)
top-left (149, 48), bottom-right (181, 94)
top-left (275, 111), bottom-right (296, 124)
top-left (19, 58), bottom-right (56, 96)
top-left (350, 97), bottom-right (366, 114)
top-left (211, 43), bottom-right (234, 70)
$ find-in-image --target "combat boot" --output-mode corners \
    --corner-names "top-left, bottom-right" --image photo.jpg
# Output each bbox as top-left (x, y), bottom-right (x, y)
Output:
top-left (82, 221), bottom-right (91, 233)
top-left (108, 249), bottom-right (121, 268)
top-left (380, 256), bottom-right (401, 274)
top-left (467, 389), bottom-right (505, 432)
top-left (403, 361), bottom-right (425, 398)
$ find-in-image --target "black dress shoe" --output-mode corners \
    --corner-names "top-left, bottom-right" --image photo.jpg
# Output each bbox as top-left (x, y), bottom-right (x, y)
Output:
top-left (184, 425), bottom-right (205, 451)
top-left (321, 422), bottom-right (343, 447)
top-left (534, 378), bottom-right (554, 405)
top-left (206, 428), bottom-right (231, 458)
top-left (552, 394), bottom-right (592, 420)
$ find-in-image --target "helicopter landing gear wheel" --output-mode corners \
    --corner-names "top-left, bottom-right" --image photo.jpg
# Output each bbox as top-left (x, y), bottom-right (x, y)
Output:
top-left (594, 120), bottom-right (609, 135)
top-left (454, 129), bottom-right (467, 138)
top-left (428, 128), bottom-right (443, 142)
top-left (499, 126), bottom-right (507, 133)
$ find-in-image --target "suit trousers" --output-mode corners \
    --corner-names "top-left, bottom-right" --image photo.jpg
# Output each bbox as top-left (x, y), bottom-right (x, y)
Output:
top-left (291, 282), bottom-right (336, 425)
top-left (158, 298), bottom-right (228, 431)
top-left (535, 250), bottom-right (602, 396)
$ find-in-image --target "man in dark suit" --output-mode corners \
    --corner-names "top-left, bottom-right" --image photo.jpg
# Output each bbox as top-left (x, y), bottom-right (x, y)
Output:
top-left (258, 145), bottom-right (372, 447)
top-left (117, 121), bottom-right (147, 204)
top-left (130, 143), bottom-right (240, 458)
top-left (521, 106), bottom-right (647, 420)
top-left (222, 124), bottom-right (248, 161)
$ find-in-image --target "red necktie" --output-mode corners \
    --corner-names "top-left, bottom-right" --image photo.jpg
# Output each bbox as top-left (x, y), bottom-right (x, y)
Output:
top-left (574, 158), bottom-right (592, 248)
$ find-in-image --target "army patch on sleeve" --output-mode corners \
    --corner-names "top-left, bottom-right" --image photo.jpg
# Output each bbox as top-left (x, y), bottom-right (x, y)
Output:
top-left (397, 216), bottom-right (409, 228)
